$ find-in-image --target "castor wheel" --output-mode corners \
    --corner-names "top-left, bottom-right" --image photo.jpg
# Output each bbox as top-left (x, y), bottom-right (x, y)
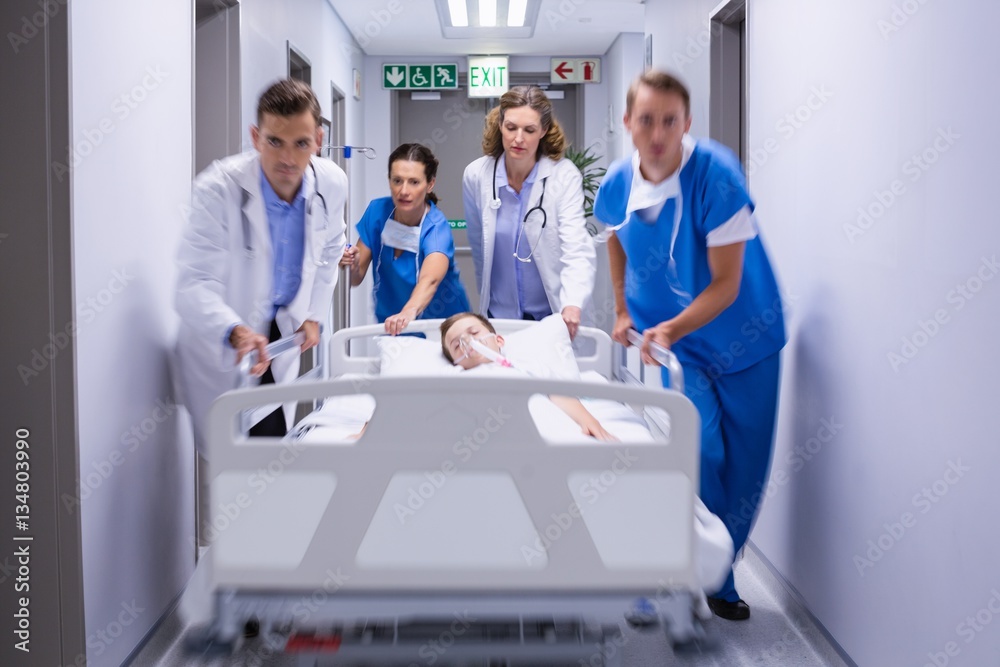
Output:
top-left (624, 597), bottom-right (661, 629)
top-left (244, 616), bottom-right (261, 638)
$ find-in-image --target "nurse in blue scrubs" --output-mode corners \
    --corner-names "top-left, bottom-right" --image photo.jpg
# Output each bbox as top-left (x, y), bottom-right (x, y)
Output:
top-left (594, 71), bottom-right (786, 621)
top-left (340, 143), bottom-right (470, 334)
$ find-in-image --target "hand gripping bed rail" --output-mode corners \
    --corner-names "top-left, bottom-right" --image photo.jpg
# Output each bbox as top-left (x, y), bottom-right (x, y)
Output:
top-left (236, 326), bottom-right (326, 433)
top-left (622, 329), bottom-right (684, 393)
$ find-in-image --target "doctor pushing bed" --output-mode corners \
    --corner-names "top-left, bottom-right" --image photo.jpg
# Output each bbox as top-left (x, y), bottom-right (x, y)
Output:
top-left (175, 79), bottom-right (348, 545)
top-left (463, 85), bottom-right (596, 339)
top-left (176, 78), bottom-right (348, 443)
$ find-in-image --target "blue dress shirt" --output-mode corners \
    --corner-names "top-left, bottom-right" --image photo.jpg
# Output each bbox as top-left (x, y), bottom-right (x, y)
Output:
top-left (261, 169), bottom-right (307, 319)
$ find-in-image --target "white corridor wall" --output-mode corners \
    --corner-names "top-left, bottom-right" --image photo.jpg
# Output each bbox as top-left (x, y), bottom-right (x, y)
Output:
top-left (70, 2), bottom-right (194, 665)
top-left (746, 1), bottom-right (1000, 665)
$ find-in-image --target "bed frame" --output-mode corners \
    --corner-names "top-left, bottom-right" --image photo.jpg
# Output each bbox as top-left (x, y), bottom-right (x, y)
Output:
top-left (193, 321), bottom-right (704, 666)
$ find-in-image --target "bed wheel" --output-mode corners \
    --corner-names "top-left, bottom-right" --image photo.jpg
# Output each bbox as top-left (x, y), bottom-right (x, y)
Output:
top-left (182, 624), bottom-right (235, 656)
top-left (668, 625), bottom-right (699, 649)
top-left (624, 597), bottom-right (661, 629)
top-left (243, 615), bottom-right (261, 638)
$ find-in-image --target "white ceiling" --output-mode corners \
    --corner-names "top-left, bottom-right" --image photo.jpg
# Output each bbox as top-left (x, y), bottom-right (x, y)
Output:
top-left (326, 0), bottom-right (645, 57)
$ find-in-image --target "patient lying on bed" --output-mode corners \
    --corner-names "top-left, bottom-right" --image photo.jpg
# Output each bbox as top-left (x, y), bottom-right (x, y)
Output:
top-left (439, 313), bottom-right (616, 442)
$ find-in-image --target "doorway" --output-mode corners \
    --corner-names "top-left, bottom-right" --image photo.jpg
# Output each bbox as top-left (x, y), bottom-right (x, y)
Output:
top-left (194, 0), bottom-right (240, 174)
top-left (288, 42), bottom-right (312, 85)
top-left (709, 0), bottom-right (747, 165)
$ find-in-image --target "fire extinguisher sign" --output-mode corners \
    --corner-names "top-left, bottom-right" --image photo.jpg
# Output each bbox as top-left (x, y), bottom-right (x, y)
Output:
top-left (550, 58), bottom-right (602, 84)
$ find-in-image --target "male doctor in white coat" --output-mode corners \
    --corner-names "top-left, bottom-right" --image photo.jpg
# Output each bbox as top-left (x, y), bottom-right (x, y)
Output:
top-left (175, 80), bottom-right (347, 541)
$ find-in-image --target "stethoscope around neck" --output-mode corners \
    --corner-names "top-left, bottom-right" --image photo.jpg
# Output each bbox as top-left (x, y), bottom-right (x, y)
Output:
top-left (491, 154), bottom-right (548, 263)
top-left (242, 161), bottom-right (330, 266)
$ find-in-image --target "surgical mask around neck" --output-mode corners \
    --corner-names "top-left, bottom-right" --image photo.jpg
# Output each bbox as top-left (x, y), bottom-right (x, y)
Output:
top-left (381, 207), bottom-right (425, 255)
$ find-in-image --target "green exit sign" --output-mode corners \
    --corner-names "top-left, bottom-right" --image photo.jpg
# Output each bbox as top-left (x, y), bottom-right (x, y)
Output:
top-left (468, 55), bottom-right (508, 98)
top-left (383, 63), bottom-right (459, 90)
top-left (448, 219), bottom-right (467, 230)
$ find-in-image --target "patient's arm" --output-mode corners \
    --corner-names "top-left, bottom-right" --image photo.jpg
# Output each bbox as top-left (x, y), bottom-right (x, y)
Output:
top-left (548, 396), bottom-right (618, 442)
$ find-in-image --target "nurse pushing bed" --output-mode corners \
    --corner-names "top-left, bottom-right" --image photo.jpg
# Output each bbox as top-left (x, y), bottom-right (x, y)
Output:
top-left (594, 71), bottom-right (786, 622)
top-left (340, 143), bottom-right (470, 335)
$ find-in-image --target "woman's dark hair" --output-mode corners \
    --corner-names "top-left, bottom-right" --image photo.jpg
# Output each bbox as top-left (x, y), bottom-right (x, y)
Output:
top-left (388, 143), bottom-right (440, 204)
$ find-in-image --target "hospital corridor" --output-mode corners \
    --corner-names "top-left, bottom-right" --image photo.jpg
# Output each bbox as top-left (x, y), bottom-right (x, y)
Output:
top-left (2, 0), bottom-right (999, 666)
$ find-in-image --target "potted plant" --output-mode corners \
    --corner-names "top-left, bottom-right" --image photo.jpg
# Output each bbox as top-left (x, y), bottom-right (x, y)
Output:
top-left (564, 143), bottom-right (607, 236)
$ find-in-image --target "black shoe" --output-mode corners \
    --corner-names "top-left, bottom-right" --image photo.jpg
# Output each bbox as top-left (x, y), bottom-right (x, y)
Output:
top-left (707, 597), bottom-right (750, 621)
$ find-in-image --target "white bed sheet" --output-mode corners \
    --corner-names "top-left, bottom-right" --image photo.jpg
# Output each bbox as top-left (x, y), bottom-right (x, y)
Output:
top-left (293, 370), bottom-right (662, 445)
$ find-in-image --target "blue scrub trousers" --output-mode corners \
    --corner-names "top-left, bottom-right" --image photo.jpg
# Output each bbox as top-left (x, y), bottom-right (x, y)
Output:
top-left (678, 352), bottom-right (780, 602)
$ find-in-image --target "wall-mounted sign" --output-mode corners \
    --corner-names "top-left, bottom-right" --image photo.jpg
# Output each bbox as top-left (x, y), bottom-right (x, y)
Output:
top-left (550, 58), bottom-right (601, 84)
top-left (382, 63), bottom-right (459, 90)
top-left (468, 56), bottom-right (509, 98)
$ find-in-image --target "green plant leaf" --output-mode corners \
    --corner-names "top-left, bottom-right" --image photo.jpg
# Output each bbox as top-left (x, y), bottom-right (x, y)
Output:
top-left (564, 143), bottom-right (607, 218)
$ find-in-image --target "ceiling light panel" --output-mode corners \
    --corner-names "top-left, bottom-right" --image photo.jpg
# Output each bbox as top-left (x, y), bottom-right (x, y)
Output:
top-left (507, 0), bottom-right (528, 27)
top-left (447, 0), bottom-right (469, 27)
top-left (434, 0), bottom-right (541, 37)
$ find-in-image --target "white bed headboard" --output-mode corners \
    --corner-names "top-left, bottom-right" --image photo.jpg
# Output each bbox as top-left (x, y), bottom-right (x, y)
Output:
top-left (327, 319), bottom-right (613, 378)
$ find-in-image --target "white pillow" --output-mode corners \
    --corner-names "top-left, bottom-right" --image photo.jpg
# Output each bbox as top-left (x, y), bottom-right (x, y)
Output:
top-left (375, 314), bottom-right (581, 380)
top-left (501, 314), bottom-right (581, 380)
top-left (376, 335), bottom-right (459, 377)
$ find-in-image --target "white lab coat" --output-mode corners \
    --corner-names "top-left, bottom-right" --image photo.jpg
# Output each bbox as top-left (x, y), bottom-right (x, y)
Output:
top-left (175, 151), bottom-right (348, 452)
top-left (462, 155), bottom-right (596, 316)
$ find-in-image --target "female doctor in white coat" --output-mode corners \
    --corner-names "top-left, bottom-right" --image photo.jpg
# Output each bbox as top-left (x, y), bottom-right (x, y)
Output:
top-left (462, 85), bottom-right (596, 339)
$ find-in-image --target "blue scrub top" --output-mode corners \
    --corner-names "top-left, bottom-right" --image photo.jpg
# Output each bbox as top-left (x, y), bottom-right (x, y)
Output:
top-left (594, 139), bottom-right (786, 374)
top-left (357, 197), bottom-right (470, 322)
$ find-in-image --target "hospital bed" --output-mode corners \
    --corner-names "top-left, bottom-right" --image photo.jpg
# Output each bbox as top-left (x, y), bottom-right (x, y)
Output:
top-left (190, 319), bottom-right (733, 666)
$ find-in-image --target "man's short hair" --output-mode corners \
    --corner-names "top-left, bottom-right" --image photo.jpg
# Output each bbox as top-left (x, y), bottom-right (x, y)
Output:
top-left (626, 70), bottom-right (691, 118)
top-left (257, 79), bottom-right (321, 126)
top-left (440, 312), bottom-right (495, 363)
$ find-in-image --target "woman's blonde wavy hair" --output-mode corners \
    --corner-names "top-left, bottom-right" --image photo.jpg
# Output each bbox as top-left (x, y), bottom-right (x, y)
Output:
top-left (481, 85), bottom-right (567, 160)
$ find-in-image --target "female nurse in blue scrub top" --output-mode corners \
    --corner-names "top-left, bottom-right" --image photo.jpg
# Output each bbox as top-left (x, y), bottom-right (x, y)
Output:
top-left (340, 143), bottom-right (470, 335)
top-left (594, 71), bottom-right (787, 622)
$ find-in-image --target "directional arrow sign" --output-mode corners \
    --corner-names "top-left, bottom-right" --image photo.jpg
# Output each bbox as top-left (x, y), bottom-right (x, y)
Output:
top-left (384, 64), bottom-right (407, 88)
top-left (553, 61), bottom-right (574, 80)
top-left (550, 57), bottom-right (602, 84)
top-left (382, 63), bottom-right (460, 90)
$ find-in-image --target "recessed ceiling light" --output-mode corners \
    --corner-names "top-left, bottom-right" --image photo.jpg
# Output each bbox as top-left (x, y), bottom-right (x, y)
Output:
top-left (508, 0), bottom-right (528, 27)
top-left (434, 0), bottom-right (542, 37)
top-left (479, 0), bottom-right (497, 27)
top-left (447, 0), bottom-right (468, 27)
